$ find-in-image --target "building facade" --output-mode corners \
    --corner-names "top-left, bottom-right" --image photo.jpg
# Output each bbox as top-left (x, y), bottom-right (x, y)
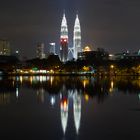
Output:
top-left (0, 39), bottom-right (11, 56)
top-left (49, 43), bottom-right (56, 55)
top-left (60, 13), bottom-right (68, 63)
top-left (73, 14), bottom-right (81, 60)
top-left (36, 43), bottom-right (46, 59)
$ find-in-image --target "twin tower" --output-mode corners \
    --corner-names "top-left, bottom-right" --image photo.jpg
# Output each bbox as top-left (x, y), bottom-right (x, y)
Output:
top-left (60, 12), bottom-right (81, 62)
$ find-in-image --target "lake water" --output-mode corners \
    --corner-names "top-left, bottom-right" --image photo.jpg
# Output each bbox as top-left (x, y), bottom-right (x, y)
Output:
top-left (0, 76), bottom-right (140, 140)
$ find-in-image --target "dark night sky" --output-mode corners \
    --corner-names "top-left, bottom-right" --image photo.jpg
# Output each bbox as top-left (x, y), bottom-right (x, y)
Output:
top-left (0, 0), bottom-right (140, 59)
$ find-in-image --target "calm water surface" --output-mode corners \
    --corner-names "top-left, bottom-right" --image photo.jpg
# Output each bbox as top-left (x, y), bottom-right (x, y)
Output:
top-left (0, 76), bottom-right (140, 140)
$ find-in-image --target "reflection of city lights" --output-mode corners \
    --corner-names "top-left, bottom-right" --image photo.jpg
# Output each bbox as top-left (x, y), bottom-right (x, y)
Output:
top-left (50, 76), bottom-right (54, 85)
top-left (60, 97), bottom-right (68, 134)
top-left (63, 100), bottom-right (67, 110)
top-left (40, 76), bottom-right (43, 82)
top-left (138, 94), bottom-right (140, 100)
top-left (36, 76), bottom-right (40, 81)
top-left (111, 81), bottom-right (114, 89)
top-left (83, 81), bottom-right (86, 88)
top-left (82, 79), bottom-right (89, 88)
top-left (42, 76), bottom-right (47, 81)
top-left (16, 76), bottom-right (19, 81)
top-left (73, 92), bottom-right (81, 134)
top-left (109, 80), bottom-right (114, 93)
top-left (46, 76), bottom-right (50, 81)
top-left (109, 88), bottom-right (112, 93)
top-left (20, 76), bottom-right (23, 84)
top-left (84, 94), bottom-right (89, 102)
top-left (50, 69), bottom-right (54, 73)
top-left (32, 76), bottom-right (37, 83)
top-left (60, 94), bottom-right (62, 99)
top-left (30, 76), bottom-right (33, 84)
top-left (61, 99), bottom-right (68, 111)
top-left (36, 76), bottom-right (47, 82)
top-left (50, 96), bottom-right (55, 106)
top-left (37, 88), bottom-right (45, 103)
top-left (16, 87), bottom-right (19, 98)
top-left (0, 94), bottom-right (10, 105)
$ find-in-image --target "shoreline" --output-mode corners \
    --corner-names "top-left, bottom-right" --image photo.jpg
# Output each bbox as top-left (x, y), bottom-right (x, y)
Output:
top-left (1, 72), bottom-right (140, 77)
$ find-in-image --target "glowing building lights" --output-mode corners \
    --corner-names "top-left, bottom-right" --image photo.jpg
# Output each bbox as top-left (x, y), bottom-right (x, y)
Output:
top-left (83, 46), bottom-right (91, 52)
top-left (110, 65), bottom-right (114, 69)
top-left (84, 94), bottom-right (89, 101)
top-left (36, 43), bottom-right (46, 59)
top-left (60, 13), bottom-right (68, 62)
top-left (73, 14), bottom-right (81, 59)
top-left (60, 12), bottom-right (82, 61)
top-left (49, 43), bottom-right (56, 54)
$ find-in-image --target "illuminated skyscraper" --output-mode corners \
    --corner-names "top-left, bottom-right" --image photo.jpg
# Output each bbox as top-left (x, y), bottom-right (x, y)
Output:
top-left (49, 43), bottom-right (56, 55)
top-left (73, 14), bottom-right (81, 59)
top-left (36, 43), bottom-right (46, 59)
top-left (0, 39), bottom-right (11, 56)
top-left (138, 49), bottom-right (140, 55)
top-left (60, 13), bottom-right (68, 62)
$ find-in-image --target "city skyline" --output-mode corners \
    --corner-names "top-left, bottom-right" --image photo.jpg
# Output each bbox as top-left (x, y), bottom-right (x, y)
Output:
top-left (0, 0), bottom-right (140, 58)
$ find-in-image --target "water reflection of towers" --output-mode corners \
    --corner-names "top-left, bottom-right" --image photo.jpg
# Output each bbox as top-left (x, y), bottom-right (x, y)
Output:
top-left (60, 86), bottom-right (81, 135)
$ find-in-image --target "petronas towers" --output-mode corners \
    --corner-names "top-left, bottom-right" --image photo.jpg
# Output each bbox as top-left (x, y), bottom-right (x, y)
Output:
top-left (60, 13), bottom-right (68, 62)
top-left (60, 12), bottom-right (81, 62)
top-left (73, 14), bottom-right (81, 59)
